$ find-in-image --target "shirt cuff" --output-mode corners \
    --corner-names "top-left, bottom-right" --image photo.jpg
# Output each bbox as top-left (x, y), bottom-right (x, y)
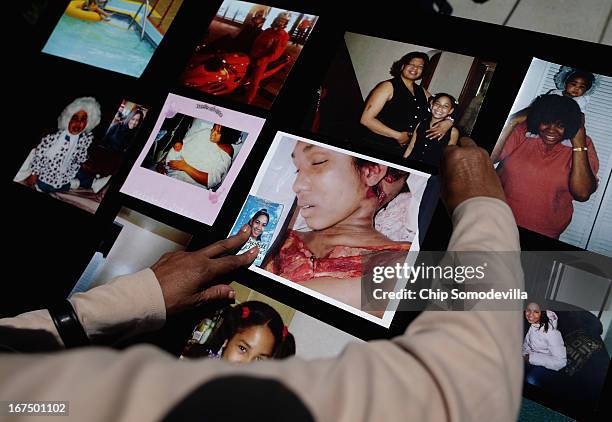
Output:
top-left (70, 268), bottom-right (167, 343)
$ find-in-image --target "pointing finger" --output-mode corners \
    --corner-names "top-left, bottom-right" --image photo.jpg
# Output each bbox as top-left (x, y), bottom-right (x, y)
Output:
top-left (198, 225), bottom-right (252, 258)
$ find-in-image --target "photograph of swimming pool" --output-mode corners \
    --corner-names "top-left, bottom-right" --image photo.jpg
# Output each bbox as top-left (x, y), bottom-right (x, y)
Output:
top-left (42, 0), bottom-right (184, 77)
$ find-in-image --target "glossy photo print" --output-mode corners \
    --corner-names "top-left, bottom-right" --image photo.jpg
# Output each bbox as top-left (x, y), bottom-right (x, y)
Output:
top-left (308, 32), bottom-right (497, 167)
top-left (521, 255), bottom-right (612, 419)
top-left (180, 0), bottom-right (318, 109)
top-left (42, 0), bottom-right (185, 77)
top-left (232, 132), bottom-right (434, 327)
top-left (229, 195), bottom-right (284, 266)
top-left (14, 97), bottom-right (148, 214)
top-left (491, 58), bottom-right (612, 256)
top-left (180, 281), bottom-right (362, 362)
top-left (69, 206), bottom-right (192, 296)
top-left (139, 115), bottom-right (245, 192)
top-left (120, 93), bottom-right (265, 225)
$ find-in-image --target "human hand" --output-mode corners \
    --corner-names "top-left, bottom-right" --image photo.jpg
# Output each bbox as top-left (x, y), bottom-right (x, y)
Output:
top-left (570, 125), bottom-right (587, 148)
top-left (440, 137), bottom-right (506, 214)
top-left (396, 131), bottom-right (410, 144)
top-left (168, 158), bottom-right (187, 171)
top-left (523, 355), bottom-right (530, 363)
top-left (151, 225), bottom-right (259, 315)
top-left (426, 119), bottom-right (453, 140)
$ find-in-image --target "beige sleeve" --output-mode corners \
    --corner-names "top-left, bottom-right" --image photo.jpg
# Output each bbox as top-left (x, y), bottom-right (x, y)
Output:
top-left (0, 269), bottom-right (166, 347)
top-left (0, 197), bottom-right (523, 422)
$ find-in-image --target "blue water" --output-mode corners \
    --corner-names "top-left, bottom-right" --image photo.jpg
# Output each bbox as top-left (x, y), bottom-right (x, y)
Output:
top-left (42, 14), bottom-right (156, 77)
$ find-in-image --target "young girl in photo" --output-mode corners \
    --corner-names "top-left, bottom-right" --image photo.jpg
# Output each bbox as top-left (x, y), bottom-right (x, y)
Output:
top-left (182, 301), bottom-right (295, 363)
top-left (21, 97), bottom-right (102, 193)
top-left (523, 302), bottom-right (567, 371)
top-left (403, 93), bottom-right (460, 167)
top-left (237, 209), bottom-right (270, 265)
top-left (102, 108), bottom-right (145, 153)
top-left (70, 107), bottom-right (147, 193)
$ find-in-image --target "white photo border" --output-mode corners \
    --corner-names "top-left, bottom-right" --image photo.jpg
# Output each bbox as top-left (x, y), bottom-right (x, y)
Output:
top-left (120, 93), bottom-right (265, 225)
top-left (240, 131), bottom-right (430, 327)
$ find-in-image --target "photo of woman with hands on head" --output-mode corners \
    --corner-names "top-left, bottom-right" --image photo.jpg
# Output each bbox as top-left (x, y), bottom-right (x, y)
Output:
top-left (492, 94), bottom-right (599, 239)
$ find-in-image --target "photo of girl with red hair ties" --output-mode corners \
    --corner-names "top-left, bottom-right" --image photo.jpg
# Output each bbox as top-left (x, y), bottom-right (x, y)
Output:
top-left (182, 301), bottom-right (295, 363)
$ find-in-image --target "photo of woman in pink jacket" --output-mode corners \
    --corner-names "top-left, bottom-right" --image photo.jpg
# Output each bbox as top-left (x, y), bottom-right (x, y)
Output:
top-left (523, 302), bottom-right (567, 371)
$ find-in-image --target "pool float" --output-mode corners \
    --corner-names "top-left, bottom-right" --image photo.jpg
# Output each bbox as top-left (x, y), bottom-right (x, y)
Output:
top-left (65, 0), bottom-right (103, 22)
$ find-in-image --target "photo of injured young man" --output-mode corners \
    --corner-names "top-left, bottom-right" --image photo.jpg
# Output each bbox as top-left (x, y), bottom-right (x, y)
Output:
top-left (233, 132), bottom-right (432, 327)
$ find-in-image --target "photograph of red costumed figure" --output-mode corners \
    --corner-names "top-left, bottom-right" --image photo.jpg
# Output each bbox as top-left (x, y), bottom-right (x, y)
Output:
top-left (180, 1), bottom-right (318, 109)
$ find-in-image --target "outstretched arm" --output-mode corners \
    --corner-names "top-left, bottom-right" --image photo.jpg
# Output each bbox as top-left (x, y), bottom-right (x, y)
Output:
top-left (1, 141), bottom-right (523, 422)
top-left (425, 119), bottom-right (453, 141)
top-left (0, 228), bottom-right (258, 349)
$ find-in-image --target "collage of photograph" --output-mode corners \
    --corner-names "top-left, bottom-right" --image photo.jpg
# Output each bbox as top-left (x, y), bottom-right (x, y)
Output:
top-left (7, 1), bottom-right (612, 421)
